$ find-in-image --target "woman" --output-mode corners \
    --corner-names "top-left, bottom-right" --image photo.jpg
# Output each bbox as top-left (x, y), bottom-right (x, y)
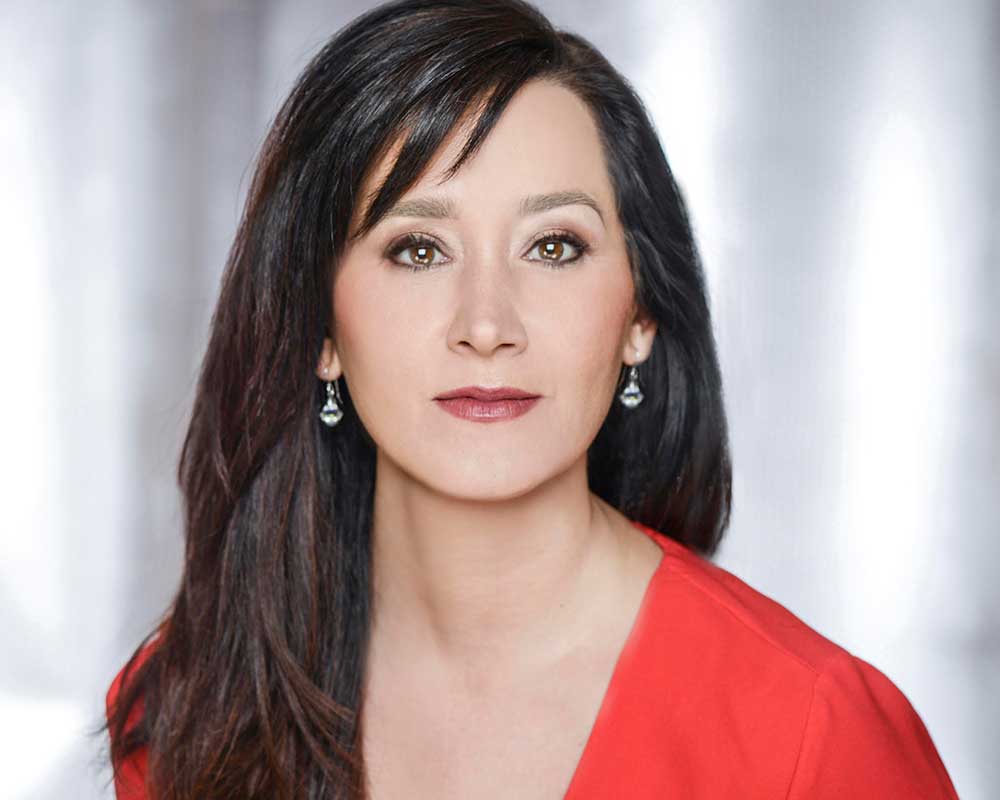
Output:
top-left (103, 1), bottom-right (959, 797)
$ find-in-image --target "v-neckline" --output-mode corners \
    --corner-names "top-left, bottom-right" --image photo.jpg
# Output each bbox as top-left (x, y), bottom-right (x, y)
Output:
top-left (560, 519), bottom-right (670, 799)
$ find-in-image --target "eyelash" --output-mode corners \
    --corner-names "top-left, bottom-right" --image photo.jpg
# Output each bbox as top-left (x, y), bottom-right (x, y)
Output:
top-left (384, 229), bottom-right (591, 272)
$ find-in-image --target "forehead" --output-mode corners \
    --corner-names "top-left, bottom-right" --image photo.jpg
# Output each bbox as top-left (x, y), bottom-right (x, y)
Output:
top-left (352, 80), bottom-right (613, 232)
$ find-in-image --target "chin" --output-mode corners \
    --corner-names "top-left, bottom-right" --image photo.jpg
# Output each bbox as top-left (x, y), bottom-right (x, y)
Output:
top-left (419, 458), bottom-right (555, 502)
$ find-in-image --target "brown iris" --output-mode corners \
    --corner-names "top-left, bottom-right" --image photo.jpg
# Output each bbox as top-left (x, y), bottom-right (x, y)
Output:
top-left (407, 244), bottom-right (435, 267)
top-left (538, 239), bottom-right (564, 261)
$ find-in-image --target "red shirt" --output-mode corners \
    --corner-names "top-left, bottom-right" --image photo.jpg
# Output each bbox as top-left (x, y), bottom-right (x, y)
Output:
top-left (107, 519), bottom-right (959, 798)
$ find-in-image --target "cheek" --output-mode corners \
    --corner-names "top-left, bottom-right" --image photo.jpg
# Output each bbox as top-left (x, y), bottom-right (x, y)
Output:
top-left (332, 268), bottom-right (431, 430)
top-left (334, 262), bottom-right (410, 367)
top-left (547, 269), bottom-right (633, 392)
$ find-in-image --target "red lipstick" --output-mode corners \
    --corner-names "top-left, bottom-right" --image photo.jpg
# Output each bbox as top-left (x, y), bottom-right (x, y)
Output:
top-left (434, 385), bottom-right (541, 423)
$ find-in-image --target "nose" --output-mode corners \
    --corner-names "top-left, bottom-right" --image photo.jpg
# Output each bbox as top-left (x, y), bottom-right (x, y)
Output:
top-left (446, 249), bottom-right (528, 358)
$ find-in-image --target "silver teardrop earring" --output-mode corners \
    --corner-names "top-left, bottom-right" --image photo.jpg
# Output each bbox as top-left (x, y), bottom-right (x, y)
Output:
top-left (618, 348), bottom-right (644, 409)
top-left (319, 369), bottom-right (344, 427)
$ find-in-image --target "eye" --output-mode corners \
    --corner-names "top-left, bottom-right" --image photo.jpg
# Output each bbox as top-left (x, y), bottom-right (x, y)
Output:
top-left (385, 232), bottom-right (448, 271)
top-left (525, 230), bottom-right (590, 268)
top-left (384, 229), bottom-right (592, 272)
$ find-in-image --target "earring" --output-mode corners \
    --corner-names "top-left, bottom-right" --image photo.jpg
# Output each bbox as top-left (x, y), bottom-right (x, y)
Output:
top-left (319, 374), bottom-right (344, 427)
top-left (618, 348), bottom-right (644, 409)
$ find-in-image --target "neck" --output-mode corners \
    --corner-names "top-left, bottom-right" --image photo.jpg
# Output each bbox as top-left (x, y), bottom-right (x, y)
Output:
top-left (367, 452), bottom-right (629, 685)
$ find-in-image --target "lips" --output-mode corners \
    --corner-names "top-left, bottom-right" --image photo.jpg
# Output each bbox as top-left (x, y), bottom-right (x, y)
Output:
top-left (434, 395), bottom-right (541, 422)
top-left (434, 385), bottom-right (540, 401)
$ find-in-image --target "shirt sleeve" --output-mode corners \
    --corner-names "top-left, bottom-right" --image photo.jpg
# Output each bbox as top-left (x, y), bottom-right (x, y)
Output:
top-left (785, 651), bottom-right (959, 798)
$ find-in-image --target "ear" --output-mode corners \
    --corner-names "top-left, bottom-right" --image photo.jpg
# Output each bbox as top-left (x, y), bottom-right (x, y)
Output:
top-left (622, 308), bottom-right (658, 365)
top-left (314, 335), bottom-right (343, 381)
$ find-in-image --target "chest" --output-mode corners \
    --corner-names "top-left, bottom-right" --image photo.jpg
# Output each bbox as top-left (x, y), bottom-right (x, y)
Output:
top-left (360, 660), bottom-right (611, 800)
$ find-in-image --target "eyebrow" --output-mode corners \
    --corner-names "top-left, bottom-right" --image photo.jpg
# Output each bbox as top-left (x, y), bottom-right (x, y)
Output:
top-left (382, 190), bottom-right (606, 226)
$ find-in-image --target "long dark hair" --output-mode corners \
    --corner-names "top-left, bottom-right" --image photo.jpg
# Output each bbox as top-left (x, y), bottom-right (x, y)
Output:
top-left (102, 0), bottom-right (731, 796)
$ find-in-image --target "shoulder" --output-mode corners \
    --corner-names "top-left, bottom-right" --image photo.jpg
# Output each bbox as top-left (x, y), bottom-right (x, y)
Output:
top-left (644, 527), bottom-right (850, 674)
top-left (106, 628), bottom-right (163, 800)
top-left (629, 523), bottom-right (958, 797)
top-left (106, 628), bottom-right (162, 725)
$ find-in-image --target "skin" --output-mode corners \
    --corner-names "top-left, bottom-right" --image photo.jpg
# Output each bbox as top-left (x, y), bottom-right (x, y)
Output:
top-left (316, 79), bottom-right (663, 795)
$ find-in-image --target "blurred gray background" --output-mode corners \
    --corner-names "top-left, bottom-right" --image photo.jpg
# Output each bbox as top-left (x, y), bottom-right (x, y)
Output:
top-left (1, 1), bottom-right (996, 797)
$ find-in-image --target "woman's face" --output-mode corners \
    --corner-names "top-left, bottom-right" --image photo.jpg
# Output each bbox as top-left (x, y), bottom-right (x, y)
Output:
top-left (318, 79), bottom-right (656, 499)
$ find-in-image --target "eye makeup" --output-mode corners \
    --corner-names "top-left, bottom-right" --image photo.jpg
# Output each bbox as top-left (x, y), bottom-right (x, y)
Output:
top-left (383, 228), bottom-right (592, 272)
